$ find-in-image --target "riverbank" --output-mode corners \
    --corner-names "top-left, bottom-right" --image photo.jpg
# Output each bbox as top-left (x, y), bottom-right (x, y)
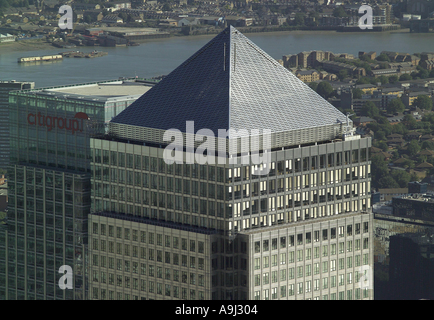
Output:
top-left (0, 27), bottom-right (414, 55)
top-left (0, 38), bottom-right (54, 54)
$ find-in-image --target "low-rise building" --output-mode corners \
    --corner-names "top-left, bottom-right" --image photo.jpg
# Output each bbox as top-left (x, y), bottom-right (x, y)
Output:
top-left (0, 33), bottom-right (15, 43)
top-left (378, 188), bottom-right (409, 201)
top-left (295, 69), bottom-right (320, 82)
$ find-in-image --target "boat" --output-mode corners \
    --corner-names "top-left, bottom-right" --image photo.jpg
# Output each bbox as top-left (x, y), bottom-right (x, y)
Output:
top-left (17, 54), bottom-right (63, 63)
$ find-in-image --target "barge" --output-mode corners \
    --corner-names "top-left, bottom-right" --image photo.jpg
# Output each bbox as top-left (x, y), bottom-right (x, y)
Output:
top-left (18, 54), bottom-right (63, 63)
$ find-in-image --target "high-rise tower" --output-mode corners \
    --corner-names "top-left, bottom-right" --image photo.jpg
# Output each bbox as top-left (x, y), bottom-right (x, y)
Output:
top-left (1, 79), bottom-right (154, 300)
top-left (88, 26), bottom-right (373, 300)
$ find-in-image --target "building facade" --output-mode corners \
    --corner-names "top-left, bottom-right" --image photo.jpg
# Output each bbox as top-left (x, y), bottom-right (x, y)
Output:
top-left (87, 26), bottom-right (374, 300)
top-left (0, 81), bottom-right (35, 170)
top-left (1, 79), bottom-right (154, 300)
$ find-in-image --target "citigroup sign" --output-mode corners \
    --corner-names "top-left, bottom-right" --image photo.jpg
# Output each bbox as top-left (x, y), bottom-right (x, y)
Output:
top-left (27, 112), bottom-right (89, 134)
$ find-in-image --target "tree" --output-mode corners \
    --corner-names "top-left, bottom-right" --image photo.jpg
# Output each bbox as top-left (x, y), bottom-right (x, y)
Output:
top-left (352, 88), bottom-right (363, 99)
top-left (399, 73), bottom-right (412, 81)
top-left (338, 69), bottom-right (348, 81)
top-left (371, 154), bottom-right (391, 188)
top-left (316, 81), bottom-right (333, 99)
top-left (361, 101), bottom-right (380, 118)
top-left (333, 6), bottom-right (347, 18)
top-left (356, 77), bottom-right (371, 85)
top-left (386, 98), bottom-right (405, 114)
top-left (413, 95), bottom-right (433, 111)
top-left (402, 114), bottom-right (417, 129)
top-left (376, 53), bottom-right (391, 62)
top-left (374, 130), bottom-right (386, 141)
top-left (308, 82), bottom-right (318, 92)
top-left (418, 69), bottom-right (429, 79)
top-left (294, 13), bottom-right (305, 26)
top-left (421, 140), bottom-right (434, 150)
top-left (388, 75), bottom-right (399, 84)
top-left (407, 139), bottom-right (421, 157)
top-left (378, 176), bottom-right (399, 189)
top-left (378, 75), bottom-right (389, 85)
top-left (162, 3), bottom-right (172, 11)
top-left (390, 170), bottom-right (412, 188)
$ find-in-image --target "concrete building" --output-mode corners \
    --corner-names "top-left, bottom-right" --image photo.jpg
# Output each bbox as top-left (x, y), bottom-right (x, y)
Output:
top-left (0, 81), bottom-right (35, 170)
top-left (1, 78), bottom-right (155, 300)
top-left (88, 26), bottom-right (373, 300)
top-left (295, 70), bottom-right (320, 83)
top-left (374, 195), bottom-right (434, 300)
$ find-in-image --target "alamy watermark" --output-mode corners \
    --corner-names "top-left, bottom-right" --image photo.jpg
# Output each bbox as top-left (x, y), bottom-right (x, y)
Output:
top-left (163, 121), bottom-right (272, 175)
top-left (58, 265), bottom-right (73, 290)
top-left (58, 5), bottom-right (73, 30)
top-left (358, 5), bottom-right (373, 30)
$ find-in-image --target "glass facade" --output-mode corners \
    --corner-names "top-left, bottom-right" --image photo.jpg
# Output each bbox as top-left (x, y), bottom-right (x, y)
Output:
top-left (0, 81), bottom-right (34, 170)
top-left (89, 135), bottom-right (373, 300)
top-left (374, 213), bottom-right (434, 300)
top-left (2, 80), bottom-right (153, 300)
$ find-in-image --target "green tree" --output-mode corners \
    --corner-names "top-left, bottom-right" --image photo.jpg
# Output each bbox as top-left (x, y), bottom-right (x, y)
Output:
top-left (308, 82), bottom-right (318, 91)
top-left (413, 95), bottom-right (433, 111)
top-left (333, 6), bottom-right (347, 17)
top-left (374, 130), bottom-right (386, 141)
top-left (371, 154), bottom-right (391, 188)
top-left (391, 170), bottom-right (412, 188)
top-left (421, 140), bottom-right (434, 150)
top-left (399, 73), bottom-right (412, 81)
top-left (418, 69), bottom-right (429, 79)
top-left (407, 139), bottom-right (421, 157)
top-left (352, 88), bottom-right (363, 99)
top-left (388, 75), bottom-right (399, 84)
top-left (402, 114), bottom-right (417, 129)
top-left (316, 81), bottom-right (333, 99)
top-left (361, 101), bottom-right (380, 118)
top-left (338, 69), bottom-right (348, 81)
top-left (378, 75), bottom-right (389, 85)
top-left (376, 53), bottom-right (391, 62)
top-left (356, 77), bottom-right (371, 85)
top-left (294, 13), bottom-right (305, 26)
top-left (378, 176), bottom-right (399, 189)
top-left (386, 98), bottom-right (405, 114)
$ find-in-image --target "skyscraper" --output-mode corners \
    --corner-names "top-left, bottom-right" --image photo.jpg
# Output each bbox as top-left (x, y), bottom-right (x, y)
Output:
top-left (0, 81), bottom-right (35, 170)
top-left (88, 26), bottom-right (373, 300)
top-left (1, 79), bottom-right (155, 300)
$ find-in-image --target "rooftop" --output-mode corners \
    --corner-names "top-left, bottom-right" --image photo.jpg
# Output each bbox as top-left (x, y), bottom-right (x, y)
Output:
top-left (22, 79), bottom-right (156, 103)
top-left (111, 26), bottom-right (348, 137)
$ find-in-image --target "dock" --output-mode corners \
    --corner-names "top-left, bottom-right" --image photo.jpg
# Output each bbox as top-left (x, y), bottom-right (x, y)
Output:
top-left (60, 51), bottom-right (108, 58)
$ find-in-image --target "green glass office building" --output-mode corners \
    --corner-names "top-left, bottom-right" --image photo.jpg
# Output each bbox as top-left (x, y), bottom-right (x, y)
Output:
top-left (1, 79), bottom-right (154, 300)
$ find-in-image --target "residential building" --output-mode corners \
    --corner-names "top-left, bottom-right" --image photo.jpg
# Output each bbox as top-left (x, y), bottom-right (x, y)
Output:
top-left (295, 70), bottom-right (320, 83)
top-left (88, 26), bottom-right (373, 300)
top-left (402, 91), bottom-right (431, 108)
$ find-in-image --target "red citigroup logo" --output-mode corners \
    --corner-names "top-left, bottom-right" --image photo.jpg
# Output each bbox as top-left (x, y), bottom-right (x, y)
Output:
top-left (27, 112), bottom-right (89, 134)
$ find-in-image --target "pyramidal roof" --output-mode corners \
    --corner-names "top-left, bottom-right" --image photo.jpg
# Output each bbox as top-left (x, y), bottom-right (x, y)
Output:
top-left (111, 26), bottom-right (348, 137)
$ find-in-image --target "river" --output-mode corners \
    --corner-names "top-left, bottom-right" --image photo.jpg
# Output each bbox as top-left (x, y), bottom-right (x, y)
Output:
top-left (1, 30), bottom-right (434, 88)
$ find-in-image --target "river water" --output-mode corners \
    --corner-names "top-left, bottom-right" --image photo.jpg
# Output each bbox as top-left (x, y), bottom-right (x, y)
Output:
top-left (1, 30), bottom-right (434, 88)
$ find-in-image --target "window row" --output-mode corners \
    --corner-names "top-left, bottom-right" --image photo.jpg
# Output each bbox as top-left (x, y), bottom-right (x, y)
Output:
top-left (254, 225), bottom-right (369, 253)
top-left (91, 268), bottom-right (206, 287)
top-left (254, 285), bottom-right (370, 300)
top-left (92, 285), bottom-right (205, 300)
top-left (91, 225), bottom-right (205, 253)
top-left (92, 253), bottom-right (205, 270)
